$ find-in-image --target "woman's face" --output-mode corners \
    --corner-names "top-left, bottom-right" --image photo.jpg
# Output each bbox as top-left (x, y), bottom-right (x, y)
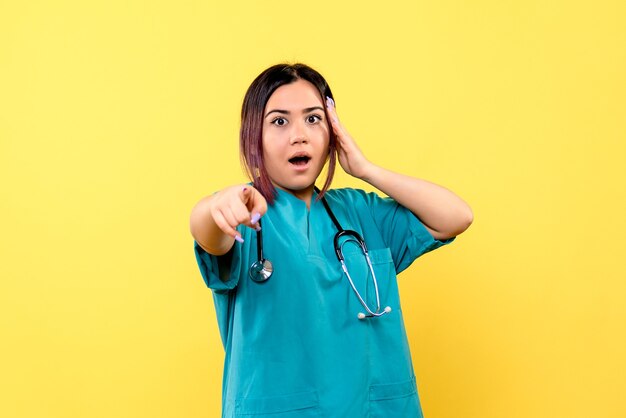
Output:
top-left (261, 79), bottom-right (330, 194)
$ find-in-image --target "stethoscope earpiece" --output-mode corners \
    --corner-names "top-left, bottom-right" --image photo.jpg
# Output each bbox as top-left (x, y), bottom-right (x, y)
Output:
top-left (357, 306), bottom-right (392, 320)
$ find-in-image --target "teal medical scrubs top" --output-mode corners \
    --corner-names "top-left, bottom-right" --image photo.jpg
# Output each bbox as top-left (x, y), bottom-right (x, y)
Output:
top-left (194, 187), bottom-right (454, 418)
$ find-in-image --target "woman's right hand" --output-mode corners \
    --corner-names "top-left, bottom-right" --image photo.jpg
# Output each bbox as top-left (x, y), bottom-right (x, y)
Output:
top-left (208, 185), bottom-right (268, 243)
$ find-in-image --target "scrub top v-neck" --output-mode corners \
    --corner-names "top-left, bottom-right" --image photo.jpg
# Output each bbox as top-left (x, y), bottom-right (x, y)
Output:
top-left (194, 187), bottom-right (454, 418)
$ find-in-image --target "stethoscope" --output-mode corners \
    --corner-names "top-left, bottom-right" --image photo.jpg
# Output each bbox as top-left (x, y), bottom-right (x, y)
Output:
top-left (249, 187), bottom-right (392, 320)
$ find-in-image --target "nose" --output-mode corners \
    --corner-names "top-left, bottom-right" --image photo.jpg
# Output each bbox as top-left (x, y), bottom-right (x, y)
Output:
top-left (289, 122), bottom-right (309, 145)
top-left (290, 135), bottom-right (308, 145)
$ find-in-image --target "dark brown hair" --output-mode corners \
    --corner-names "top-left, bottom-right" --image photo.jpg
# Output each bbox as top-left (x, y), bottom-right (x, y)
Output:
top-left (239, 63), bottom-right (337, 204)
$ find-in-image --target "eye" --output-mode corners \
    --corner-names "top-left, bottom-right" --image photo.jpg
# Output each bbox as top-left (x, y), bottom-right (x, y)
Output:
top-left (306, 114), bottom-right (322, 124)
top-left (271, 117), bottom-right (288, 126)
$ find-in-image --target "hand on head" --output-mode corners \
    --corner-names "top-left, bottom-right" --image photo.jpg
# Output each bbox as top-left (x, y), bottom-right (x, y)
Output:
top-left (325, 97), bottom-right (372, 180)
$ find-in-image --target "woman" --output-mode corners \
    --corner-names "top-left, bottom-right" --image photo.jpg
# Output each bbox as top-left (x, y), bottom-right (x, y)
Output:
top-left (190, 63), bottom-right (472, 417)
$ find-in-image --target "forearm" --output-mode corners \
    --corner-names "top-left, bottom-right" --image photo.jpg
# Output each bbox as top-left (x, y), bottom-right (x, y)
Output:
top-left (361, 163), bottom-right (473, 239)
top-left (189, 195), bottom-right (235, 256)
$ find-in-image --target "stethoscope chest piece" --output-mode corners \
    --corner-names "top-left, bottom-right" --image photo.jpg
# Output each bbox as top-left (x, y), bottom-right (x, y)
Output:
top-left (249, 216), bottom-right (273, 282)
top-left (249, 258), bottom-right (273, 282)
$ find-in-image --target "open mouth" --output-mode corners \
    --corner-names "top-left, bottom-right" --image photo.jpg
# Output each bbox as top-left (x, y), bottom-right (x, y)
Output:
top-left (288, 155), bottom-right (311, 166)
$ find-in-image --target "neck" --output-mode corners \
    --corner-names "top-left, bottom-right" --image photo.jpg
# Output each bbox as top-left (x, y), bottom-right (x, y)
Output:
top-left (276, 184), bottom-right (315, 209)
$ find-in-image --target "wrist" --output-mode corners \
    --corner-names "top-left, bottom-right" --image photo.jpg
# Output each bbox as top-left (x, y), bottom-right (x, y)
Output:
top-left (358, 161), bottom-right (380, 183)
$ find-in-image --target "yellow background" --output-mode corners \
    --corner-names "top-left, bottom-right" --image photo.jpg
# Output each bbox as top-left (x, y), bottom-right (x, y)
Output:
top-left (1, 1), bottom-right (625, 417)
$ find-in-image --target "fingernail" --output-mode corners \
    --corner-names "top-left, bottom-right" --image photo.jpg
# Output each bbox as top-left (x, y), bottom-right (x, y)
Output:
top-left (250, 212), bottom-right (261, 224)
top-left (235, 235), bottom-right (244, 243)
top-left (243, 187), bottom-right (248, 192)
top-left (255, 224), bottom-right (261, 232)
top-left (326, 96), bottom-right (334, 108)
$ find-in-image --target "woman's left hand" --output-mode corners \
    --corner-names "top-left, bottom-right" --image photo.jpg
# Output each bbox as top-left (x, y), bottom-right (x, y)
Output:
top-left (325, 96), bottom-right (373, 180)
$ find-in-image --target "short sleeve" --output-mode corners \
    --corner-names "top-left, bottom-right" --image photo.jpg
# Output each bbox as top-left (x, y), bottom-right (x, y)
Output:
top-left (193, 238), bottom-right (243, 293)
top-left (358, 190), bottom-right (455, 274)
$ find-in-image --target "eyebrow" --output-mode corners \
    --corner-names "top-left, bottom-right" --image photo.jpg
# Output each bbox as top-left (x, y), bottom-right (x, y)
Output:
top-left (264, 106), bottom-right (325, 118)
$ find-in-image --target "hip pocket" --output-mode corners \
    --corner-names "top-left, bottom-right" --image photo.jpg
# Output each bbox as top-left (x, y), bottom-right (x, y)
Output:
top-left (234, 390), bottom-right (321, 417)
top-left (369, 377), bottom-right (423, 418)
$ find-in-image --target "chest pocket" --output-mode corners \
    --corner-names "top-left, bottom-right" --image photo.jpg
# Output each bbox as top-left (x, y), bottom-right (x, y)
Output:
top-left (234, 390), bottom-right (321, 417)
top-left (342, 247), bottom-right (399, 314)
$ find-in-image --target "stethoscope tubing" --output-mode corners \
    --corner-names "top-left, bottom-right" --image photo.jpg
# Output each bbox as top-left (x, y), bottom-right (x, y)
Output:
top-left (249, 186), bottom-right (391, 319)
